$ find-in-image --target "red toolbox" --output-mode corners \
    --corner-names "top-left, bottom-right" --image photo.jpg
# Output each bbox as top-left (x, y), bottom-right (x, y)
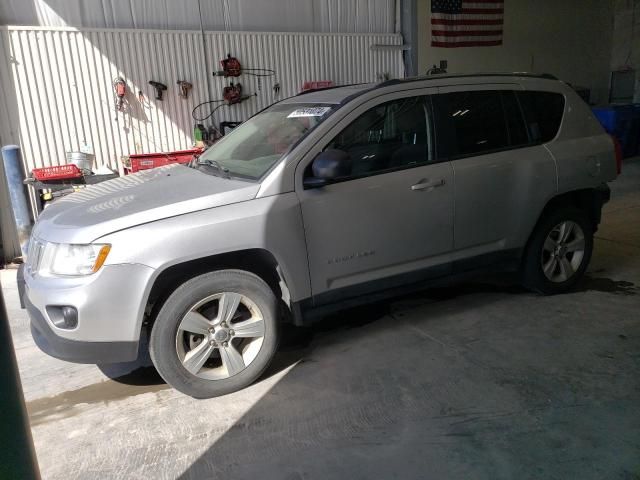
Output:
top-left (31, 164), bottom-right (82, 181)
top-left (301, 81), bottom-right (334, 92)
top-left (123, 148), bottom-right (202, 174)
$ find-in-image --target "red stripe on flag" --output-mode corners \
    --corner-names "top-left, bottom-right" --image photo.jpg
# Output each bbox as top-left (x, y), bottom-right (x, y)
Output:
top-left (461, 8), bottom-right (504, 14)
top-left (431, 18), bottom-right (504, 25)
top-left (432, 40), bottom-right (502, 47)
top-left (432, 30), bottom-right (503, 36)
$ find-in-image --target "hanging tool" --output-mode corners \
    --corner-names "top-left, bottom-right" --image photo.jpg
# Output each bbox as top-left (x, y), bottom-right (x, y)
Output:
top-left (223, 82), bottom-right (243, 105)
top-left (177, 81), bottom-right (193, 99)
top-left (218, 54), bottom-right (242, 77)
top-left (214, 53), bottom-right (276, 78)
top-left (191, 85), bottom-right (256, 142)
top-left (192, 89), bottom-right (256, 119)
top-left (113, 77), bottom-right (126, 111)
top-left (149, 81), bottom-right (167, 101)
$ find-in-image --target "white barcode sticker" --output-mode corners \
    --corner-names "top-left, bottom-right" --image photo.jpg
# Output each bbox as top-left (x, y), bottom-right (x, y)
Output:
top-left (287, 106), bottom-right (332, 118)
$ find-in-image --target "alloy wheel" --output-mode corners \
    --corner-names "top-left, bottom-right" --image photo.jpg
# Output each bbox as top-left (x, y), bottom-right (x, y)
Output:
top-left (540, 220), bottom-right (586, 283)
top-left (175, 292), bottom-right (265, 380)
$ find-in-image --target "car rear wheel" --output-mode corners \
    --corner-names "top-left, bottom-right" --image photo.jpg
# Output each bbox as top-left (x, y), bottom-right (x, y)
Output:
top-left (149, 270), bottom-right (279, 398)
top-left (521, 206), bottom-right (593, 295)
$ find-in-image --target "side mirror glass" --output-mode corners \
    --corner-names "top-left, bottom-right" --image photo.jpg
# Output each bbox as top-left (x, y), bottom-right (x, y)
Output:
top-left (303, 149), bottom-right (352, 189)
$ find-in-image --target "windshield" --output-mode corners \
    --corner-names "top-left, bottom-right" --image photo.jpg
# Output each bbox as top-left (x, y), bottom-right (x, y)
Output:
top-left (197, 103), bottom-right (336, 180)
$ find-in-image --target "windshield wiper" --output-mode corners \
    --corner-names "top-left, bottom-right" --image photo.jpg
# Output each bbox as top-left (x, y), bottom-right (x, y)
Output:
top-left (197, 159), bottom-right (231, 178)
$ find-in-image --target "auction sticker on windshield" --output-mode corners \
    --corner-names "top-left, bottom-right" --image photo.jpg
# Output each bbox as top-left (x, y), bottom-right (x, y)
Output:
top-left (287, 106), bottom-right (332, 118)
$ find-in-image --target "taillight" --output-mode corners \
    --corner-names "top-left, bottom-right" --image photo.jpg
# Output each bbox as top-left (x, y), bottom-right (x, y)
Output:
top-left (610, 134), bottom-right (622, 175)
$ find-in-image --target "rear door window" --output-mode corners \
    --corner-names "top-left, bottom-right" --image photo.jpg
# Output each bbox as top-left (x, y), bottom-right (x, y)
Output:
top-left (434, 91), bottom-right (509, 157)
top-left (516, 91), bottom-right (565, 143)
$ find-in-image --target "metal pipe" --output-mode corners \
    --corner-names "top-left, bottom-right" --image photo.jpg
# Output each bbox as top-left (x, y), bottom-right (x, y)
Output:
top-left (0, 277), bottom-right (41, 479)
top-left (400, 0), bottom-right (418, 77)
top-left (197, 0), bottom-right (214, 104)
top-left (1, 145), bottom-right (32, 257)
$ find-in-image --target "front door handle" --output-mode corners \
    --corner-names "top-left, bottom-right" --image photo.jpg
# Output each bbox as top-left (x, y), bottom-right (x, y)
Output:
top-left (411, 178), bottom-right (446, 191)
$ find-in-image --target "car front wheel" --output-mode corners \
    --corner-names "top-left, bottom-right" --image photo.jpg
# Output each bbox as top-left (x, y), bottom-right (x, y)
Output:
top-left (149, 270), bottom-right (279, 398)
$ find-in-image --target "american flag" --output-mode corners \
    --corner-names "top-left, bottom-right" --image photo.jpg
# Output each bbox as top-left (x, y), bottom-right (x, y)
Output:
top-left (431, 0), bottom-right (504, 48)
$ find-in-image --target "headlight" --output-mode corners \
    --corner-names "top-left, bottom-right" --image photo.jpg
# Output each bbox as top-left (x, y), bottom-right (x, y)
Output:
top-left (38, 243), bottom-right (111, 276)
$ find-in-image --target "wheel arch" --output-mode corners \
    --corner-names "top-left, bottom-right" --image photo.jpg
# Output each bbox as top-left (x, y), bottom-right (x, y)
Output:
top-left (521, 186), bottom-right (607, 270)
top-left (142, 249), bottom-right (295, 336)
top-left (535, 187), bottom-right (609, 235)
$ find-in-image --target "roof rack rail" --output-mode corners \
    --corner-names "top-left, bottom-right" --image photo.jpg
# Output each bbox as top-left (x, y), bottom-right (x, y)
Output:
top-left (375, 72), bottom-right (560, 87)
top-left (376, 79), bottom-right (403, 87)
top-left (290, 73), bottom-right (561, 108)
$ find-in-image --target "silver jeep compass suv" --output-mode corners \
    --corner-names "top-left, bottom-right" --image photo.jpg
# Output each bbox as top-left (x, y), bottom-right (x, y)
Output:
top-left (22, 73), bottom-right (618, 398)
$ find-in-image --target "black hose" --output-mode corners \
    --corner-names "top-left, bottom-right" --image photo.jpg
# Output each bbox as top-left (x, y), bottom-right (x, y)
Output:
top-left (191, 99), bottom-right (225, 122)
top-left (242, 68), bottom-right (276, 77)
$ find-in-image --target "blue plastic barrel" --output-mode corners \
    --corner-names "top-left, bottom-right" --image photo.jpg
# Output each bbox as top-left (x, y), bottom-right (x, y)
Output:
top-left (591, 107), bottom-right (617, 133)
top-left (592, 105), bottom-right (639, 158)
top-left (1, 145), bottom-right (32, 257)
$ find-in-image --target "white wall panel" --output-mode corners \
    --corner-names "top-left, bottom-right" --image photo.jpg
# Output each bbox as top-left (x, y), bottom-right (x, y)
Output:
top-left (203, 31), bottom-right (404, 126)
top-left (0, 0), bottom-right (397, 34)
top-left (1, 27), bottom-right (212, 174)
top-left (0, 26), bottom-right (403, 176)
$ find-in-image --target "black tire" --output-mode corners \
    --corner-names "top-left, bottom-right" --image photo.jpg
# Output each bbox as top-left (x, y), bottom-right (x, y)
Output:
top-left (521, 206), bottom-right (593, 295)
top-left (149, 269), bottom-right (279, 398)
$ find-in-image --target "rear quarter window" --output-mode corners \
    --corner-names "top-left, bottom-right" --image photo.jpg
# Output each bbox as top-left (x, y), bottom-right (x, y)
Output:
top-left (516, 91), bottom-right (565, 143)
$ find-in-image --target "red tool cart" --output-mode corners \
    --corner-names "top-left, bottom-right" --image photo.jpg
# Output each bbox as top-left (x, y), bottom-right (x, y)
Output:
top-left (122, 148), bottom-right (203, 174)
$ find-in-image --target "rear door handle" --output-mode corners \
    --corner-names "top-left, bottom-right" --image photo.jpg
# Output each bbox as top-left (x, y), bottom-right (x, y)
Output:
top-left (411, 178), bottom-right (446, 191)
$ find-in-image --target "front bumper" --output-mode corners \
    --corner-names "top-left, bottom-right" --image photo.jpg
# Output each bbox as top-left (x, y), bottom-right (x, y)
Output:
top-left (27, 295), bottom-right (138, 363)
top-left (22, 262), bottom-right (155, 364)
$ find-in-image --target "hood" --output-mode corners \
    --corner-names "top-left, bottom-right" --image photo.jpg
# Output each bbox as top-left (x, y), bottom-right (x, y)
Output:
top-left (32, 164), bottom-right (260, 243)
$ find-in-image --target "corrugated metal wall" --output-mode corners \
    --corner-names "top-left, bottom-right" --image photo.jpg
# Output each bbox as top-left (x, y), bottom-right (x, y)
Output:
top-left (204, 31), bottom-right (405, 123)
top-left (0, 26), bottom-right (403, 175)
top-left (0, 27), bottom-right (213, 174)
top-left (0, 0), bottom-right (397, 34)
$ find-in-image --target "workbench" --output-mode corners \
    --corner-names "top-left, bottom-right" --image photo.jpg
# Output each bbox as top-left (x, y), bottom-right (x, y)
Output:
top-left (26, 173), bottom-right (119, 212)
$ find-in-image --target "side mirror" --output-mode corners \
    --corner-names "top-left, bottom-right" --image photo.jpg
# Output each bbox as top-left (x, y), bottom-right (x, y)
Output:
top-left (303, 149), bottom-right (352, 189)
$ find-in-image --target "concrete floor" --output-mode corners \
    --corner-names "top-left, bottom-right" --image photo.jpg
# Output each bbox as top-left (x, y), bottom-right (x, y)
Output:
top-left (3, 159), bottom-right (640, 480)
